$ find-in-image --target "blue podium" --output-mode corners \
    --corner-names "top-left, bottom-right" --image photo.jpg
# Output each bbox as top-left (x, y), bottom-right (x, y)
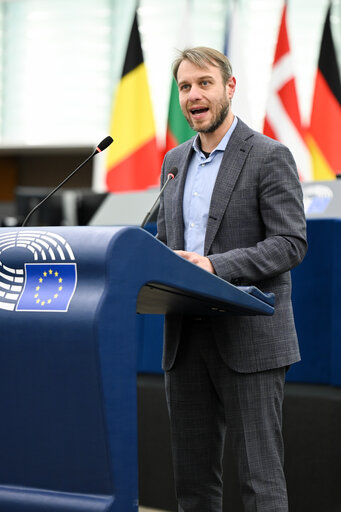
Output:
top-left (0, 226), bottom-right (273, 512)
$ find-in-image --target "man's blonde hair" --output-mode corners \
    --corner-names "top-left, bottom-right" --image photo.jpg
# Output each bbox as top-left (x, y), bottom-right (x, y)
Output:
top-left (172, 47), bottom-right (233, 84)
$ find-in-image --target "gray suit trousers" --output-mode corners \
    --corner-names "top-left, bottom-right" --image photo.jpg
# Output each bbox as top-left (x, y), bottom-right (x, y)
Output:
top-left (165, 318), bottom-right (288, 512)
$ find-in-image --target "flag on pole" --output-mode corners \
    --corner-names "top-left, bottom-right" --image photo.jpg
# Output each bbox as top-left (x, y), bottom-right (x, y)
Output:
top-left (263, 3), bottom-right (312, 181)
top-left (306, 4), bottom-right (341, 180)
top-left (105, 12), bottom-right (161, 192)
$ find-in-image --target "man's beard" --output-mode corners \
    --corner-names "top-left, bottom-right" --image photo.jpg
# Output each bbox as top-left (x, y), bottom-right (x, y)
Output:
top-left (186, 97), bottom-right (230, 133)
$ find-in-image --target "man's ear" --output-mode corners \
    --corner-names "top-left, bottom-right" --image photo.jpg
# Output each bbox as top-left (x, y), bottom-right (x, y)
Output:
top-left (226, 76), bottom-right (236, 99)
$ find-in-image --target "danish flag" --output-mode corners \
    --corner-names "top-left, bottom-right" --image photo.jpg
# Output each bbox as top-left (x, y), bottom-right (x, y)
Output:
top-left (263, 3), bottom-right (312, 181)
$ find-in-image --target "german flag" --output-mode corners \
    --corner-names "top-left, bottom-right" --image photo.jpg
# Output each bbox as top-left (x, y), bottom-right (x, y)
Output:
top-left (165, 77), bottom-right (195, 153)
top-left (307, 5), bottom-right (341, 180)
top-left (106, 12), bottom-right (161, 192)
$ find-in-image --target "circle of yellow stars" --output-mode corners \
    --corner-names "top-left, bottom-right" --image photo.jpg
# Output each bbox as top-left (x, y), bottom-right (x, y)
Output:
top-left (34, 269), bottom-right (63, 306)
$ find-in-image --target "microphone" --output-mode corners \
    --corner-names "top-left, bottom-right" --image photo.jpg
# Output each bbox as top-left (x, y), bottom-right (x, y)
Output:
top-left (140, 167), bottom-right (178, 229)
top-left (21, 136), bottom-right (113, 227)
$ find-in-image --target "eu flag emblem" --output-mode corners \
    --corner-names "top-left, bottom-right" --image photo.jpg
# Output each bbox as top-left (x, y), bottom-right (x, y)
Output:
top-left (16, 263), bottom-right (77, 312)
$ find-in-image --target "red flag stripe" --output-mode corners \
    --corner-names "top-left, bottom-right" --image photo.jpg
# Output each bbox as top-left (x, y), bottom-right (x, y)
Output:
top-left (106, 139), bottom-right (161, 193)
top-left (310, 70), bottom-right (341, 172)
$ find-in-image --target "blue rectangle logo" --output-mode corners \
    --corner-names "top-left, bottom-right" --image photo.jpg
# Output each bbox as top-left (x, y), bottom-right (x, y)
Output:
top-left (16, 263), bottom-right (77, 312)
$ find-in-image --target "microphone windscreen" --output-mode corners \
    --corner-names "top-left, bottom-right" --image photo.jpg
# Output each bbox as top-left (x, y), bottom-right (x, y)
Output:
top-left (169, 167), bottom-right (178, 178)
top-left (97, 136), bottom-right (114, 152)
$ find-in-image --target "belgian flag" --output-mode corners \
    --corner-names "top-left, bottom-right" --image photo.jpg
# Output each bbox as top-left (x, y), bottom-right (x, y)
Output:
top-left (307, 5), bottom-right (341, 180)
top-left (106, 12), bottom-right (161, 192)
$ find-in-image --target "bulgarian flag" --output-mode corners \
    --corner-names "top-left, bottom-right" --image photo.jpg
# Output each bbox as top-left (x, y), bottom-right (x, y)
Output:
top-left (105, 12), bottom-right (161, 192)
top-left (165, 77), bottom-right (196, 152)
top-left (306, 4), bottom-right (341, 180)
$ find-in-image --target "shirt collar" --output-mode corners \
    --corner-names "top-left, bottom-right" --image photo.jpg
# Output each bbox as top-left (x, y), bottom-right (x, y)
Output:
top-left (192, 116), bottom-right (238, 156)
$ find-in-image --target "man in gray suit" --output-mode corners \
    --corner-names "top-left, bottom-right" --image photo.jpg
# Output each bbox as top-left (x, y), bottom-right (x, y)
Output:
top-left (157, 47), bottom-right (307, 511)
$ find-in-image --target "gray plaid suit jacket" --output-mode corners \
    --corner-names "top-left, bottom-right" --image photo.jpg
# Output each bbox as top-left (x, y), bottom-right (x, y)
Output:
top-left (157, 118), bottom-right (307, 374)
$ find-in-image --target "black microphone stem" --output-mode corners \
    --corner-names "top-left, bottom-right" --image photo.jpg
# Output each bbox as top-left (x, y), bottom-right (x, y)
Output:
top-left (21, 151), bottom-right (96, 227)
top-left (21, 136), bottom-right (113, 228)
top-left (140, 174), bottom-right (173, 229)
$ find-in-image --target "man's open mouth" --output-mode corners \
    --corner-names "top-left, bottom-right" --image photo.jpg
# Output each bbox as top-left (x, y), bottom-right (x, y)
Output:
top-left (190, 108), bottom-right (209, 115)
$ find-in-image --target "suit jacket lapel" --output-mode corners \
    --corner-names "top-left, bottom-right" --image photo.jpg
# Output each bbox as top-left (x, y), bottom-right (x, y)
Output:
top-left (170, 141), bottom-right (193, 250)
top-left (204, 119), bottom-right (254, 255)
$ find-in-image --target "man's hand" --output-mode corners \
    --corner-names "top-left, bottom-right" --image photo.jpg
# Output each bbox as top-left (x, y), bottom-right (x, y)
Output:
top-left (174, 250), bottom-right (215, 274)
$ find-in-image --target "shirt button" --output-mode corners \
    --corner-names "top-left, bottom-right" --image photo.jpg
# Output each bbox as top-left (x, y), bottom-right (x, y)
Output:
top-left (190, 222), bottom-right (195, 228)
top-left (201, 163), bottom-right (205, 167)
top-left (193, 192), bottom-right (198, 196)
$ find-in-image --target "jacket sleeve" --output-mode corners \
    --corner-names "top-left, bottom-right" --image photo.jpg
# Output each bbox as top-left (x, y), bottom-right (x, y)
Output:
top-left (208, 143), bottom-right (307, 284)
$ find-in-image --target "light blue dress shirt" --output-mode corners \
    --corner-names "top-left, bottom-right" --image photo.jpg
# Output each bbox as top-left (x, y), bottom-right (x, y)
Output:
top-left (183, 116), bottom-right (238, 255)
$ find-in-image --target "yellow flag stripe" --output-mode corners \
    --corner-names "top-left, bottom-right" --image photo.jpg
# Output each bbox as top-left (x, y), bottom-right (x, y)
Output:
top-left (306, 134), bottom-right (335, 181)
top-left (107, 63), bottom-right (156, 168)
